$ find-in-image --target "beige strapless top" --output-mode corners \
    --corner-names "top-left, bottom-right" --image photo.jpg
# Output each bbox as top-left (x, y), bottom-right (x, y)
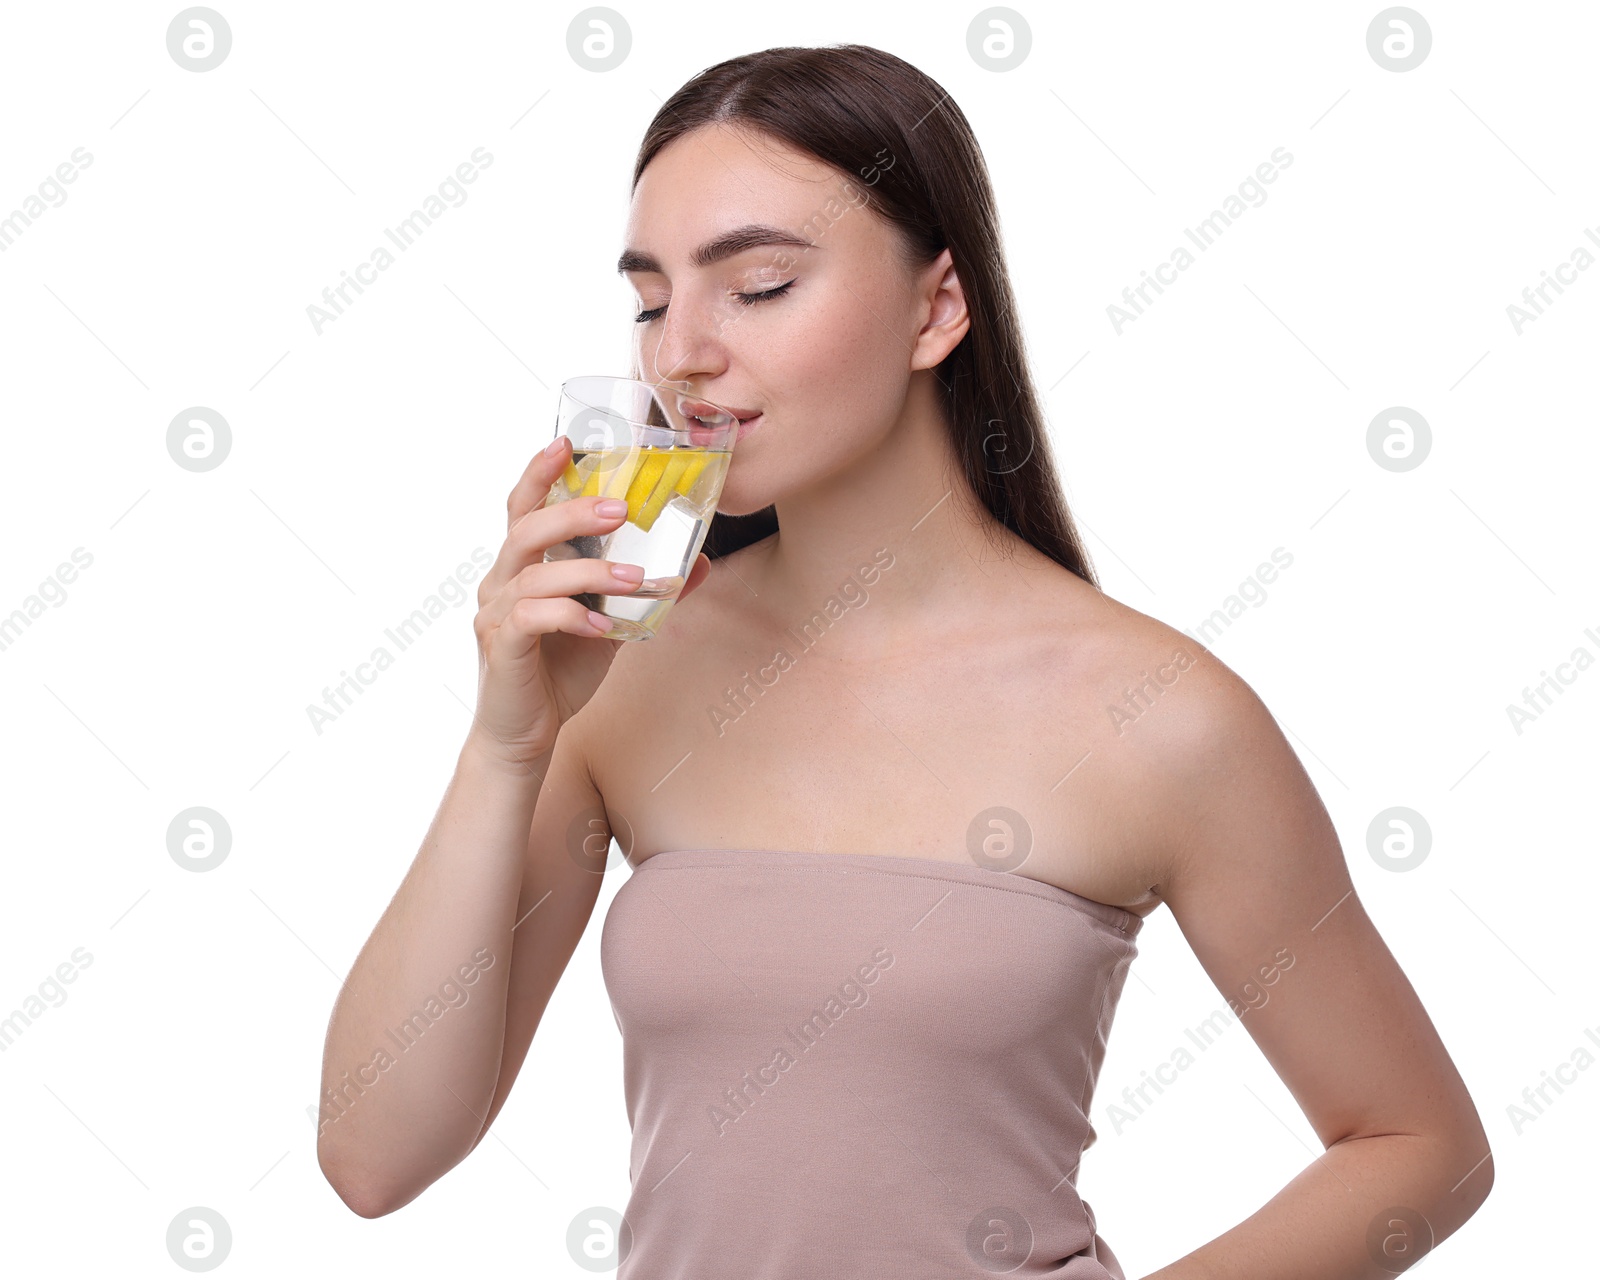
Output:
top-left (600, 847), bottom-right (1142, 1278)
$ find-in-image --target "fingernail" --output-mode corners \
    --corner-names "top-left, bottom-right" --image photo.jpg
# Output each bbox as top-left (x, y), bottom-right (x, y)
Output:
top-left (596, 499), bottom-right (628, 517)
top-left (544, 437), bottom-right (564, 456)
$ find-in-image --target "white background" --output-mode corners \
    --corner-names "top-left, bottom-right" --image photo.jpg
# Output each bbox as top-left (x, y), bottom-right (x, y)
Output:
top-left (0, 1), bottom-right (1593, 1275)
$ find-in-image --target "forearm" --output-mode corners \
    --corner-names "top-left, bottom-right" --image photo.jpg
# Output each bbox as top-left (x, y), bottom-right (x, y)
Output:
top-left (316, 735), bottom-right (552, 1214)
top-left (1136, 1132), bottom-right (1493, 1280)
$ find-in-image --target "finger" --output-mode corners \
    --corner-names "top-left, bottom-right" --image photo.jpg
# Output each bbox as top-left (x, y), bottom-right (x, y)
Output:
top-left (493, 594), bottom-right (613, 662)
top-left (506, 436), bottom-right (571, 535)
top-left (481, 493), bottom-right (625, 603)
top-left (479, 553), bottom-right (646, 632)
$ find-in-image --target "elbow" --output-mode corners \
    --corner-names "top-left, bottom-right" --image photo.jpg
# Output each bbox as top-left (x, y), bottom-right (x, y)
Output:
top-left (1445, 1107), bottom-right (1496, 1211)
top-left (1427, 1116), bottom-right (1496, 1233)
top-left (1336, 1114), bottom-right (1496, 1232)
top-left (1460, 1139), bottom-right (1495, 1214)
top-left (333, 1183), bottom-right (397, 1221)
top-left (317, 1128), bottom-right (459, 1220)
top-left (324, 1173), bottom-right (403, 1221)
top-left (318, 1140), bottom-right (406, 1220)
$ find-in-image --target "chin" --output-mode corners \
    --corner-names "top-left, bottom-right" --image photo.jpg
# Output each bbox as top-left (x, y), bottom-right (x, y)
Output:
top-left (703, 468), bottom-right (751, 516)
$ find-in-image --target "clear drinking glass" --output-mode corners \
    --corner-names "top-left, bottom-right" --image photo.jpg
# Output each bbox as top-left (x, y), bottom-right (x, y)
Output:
top-left (541, 376), bottom-right (741, 641)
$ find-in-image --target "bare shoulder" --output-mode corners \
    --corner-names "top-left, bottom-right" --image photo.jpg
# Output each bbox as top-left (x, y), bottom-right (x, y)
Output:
top-left (1078, 592), bottom-right (1495, 1182)
top-left (1064, 583), bottom-right (1361, 942)
top-left (1048, 583), bottom-right (1280, 899)
top-left (1080, 591), bottom-right (1272, 761)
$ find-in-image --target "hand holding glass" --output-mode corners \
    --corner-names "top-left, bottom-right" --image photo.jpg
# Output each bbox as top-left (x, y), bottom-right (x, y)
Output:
top-left (540, 376), bottom-right (740, 641)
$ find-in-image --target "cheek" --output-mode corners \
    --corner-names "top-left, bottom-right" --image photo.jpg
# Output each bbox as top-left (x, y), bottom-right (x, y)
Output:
top-left (757, 274), bottom-right (911, 415)
top-left (716, 266), bottom-right (917, 511)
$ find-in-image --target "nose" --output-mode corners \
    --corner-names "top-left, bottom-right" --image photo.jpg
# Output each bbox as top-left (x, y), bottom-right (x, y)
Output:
top-left (643, 291), bottom-right (728, 387)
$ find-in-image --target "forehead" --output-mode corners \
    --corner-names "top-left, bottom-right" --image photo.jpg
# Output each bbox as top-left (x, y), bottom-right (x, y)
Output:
top-left (623, 124), bottom-right (862, 254)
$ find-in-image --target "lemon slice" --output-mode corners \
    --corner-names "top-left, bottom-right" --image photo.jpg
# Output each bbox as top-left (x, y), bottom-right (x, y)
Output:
top-left (673, 451), bottom-right (712, 500)
top-left (578, 452), bottom-right (609, 498)
top-left (561, 446), bottom-right (726, 531)
top-left (561, 453), bottom-right (598, 495)
top-left (623, 450), bottom-right (672, 524)
top-left (635, 452), bottom-right (694, 531)
top-left (597, 447), bottom-right (646, 501)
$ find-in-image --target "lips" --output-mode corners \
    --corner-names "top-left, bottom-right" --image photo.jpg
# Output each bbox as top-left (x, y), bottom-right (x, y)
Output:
top-left (678, 398), bottom-right (731, 423)
top-left (677, 396), bottom-right (760, 422)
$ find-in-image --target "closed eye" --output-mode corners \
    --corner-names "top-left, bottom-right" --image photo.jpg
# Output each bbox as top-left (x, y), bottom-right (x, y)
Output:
top-left (634, 279), bottom-right (795, 325)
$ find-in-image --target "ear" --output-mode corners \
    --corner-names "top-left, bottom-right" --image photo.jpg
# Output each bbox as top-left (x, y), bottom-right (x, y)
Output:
top-left (910, 247), bottom-right (971, 372)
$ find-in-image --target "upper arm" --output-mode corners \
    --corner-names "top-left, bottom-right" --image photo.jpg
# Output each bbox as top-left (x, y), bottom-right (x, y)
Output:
top-left (1151, 650), bottom-right (1491, 1171)
top-left (468, 713), bottom-right (613, 1150)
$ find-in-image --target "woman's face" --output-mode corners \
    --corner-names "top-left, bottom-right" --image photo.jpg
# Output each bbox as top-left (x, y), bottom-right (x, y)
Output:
top-left (620, 123), bottom-right (961, 516)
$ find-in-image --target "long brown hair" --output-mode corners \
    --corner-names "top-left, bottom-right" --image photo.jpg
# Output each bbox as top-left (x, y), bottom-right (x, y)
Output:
top-left (629, 43), bottom-right (1099, 587)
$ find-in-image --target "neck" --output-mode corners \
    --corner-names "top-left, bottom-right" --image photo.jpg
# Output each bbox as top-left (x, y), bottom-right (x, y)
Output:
top-left (748, 371), bottom-right (1045, 641)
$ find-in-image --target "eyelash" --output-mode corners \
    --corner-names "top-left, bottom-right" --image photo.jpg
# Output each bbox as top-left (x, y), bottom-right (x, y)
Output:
top-left (633, 279), bottom-right (795, 324)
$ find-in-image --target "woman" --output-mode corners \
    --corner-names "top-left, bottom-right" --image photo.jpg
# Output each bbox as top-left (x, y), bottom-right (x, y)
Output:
top-left (317, 45), bottom-right (1493, 1278)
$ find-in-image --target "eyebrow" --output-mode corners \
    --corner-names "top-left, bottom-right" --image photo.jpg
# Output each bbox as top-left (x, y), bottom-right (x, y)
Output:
top-left (616, 223), bottom-right (816, 275)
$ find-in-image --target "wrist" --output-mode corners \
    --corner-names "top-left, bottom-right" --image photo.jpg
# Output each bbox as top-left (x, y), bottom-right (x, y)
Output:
top-left (459, 729), bottom-right (554, 781)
